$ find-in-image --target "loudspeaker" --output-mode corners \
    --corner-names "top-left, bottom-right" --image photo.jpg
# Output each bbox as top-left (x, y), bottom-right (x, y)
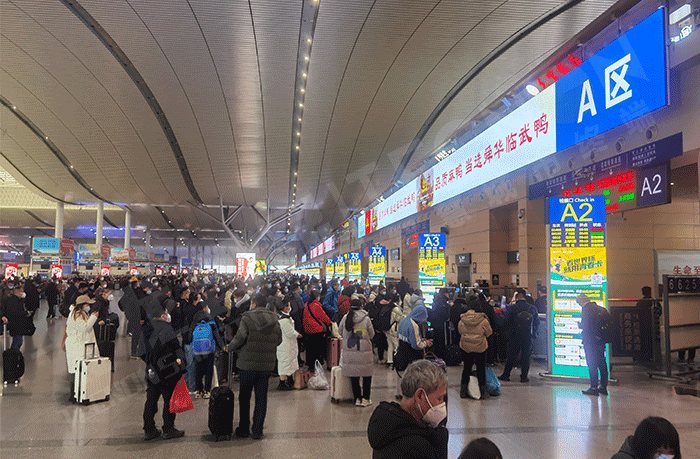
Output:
top-left (440, 226), bottom-right (449, 235)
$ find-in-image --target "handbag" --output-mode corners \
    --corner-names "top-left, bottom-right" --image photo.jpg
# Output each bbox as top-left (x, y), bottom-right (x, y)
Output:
top-left (308, 304), bottom-right (330, 337)
top-left (169, 376), bottom-right (194, 414)
top-left (293, 369), bottom-right (311, 390)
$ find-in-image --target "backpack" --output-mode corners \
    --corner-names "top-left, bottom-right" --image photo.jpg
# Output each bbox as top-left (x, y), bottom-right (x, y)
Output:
top-left (593, 305), bottom-right (614, 343)
top-left (374, 305), bottom-right (392, 332)
top-left (192, 320), bottom-right (216, 355)
top-left (514, 309), bottom-right (533, 336)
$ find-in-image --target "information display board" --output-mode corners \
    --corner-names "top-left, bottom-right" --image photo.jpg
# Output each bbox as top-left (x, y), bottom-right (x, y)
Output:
top-left (418, 233), bottom-right (446, 307)
top-left (347, 252), bottom-right (362, 281)
top-left (549, 196), bottom-right (608, 378)
top-left (325, 258), bottom-right (335, 282)
top-left (334, 255), bottom-right (346, 278)
top-left (368, 246), bottom-right (387, 286)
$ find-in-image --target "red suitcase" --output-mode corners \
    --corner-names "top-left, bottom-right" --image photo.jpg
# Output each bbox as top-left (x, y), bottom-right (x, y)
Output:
top-left (327, 338), bottom-right (341, 370)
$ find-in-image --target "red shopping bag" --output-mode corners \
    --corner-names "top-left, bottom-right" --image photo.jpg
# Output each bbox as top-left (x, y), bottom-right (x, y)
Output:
top-left (169, 376), bottom-right (194, 414)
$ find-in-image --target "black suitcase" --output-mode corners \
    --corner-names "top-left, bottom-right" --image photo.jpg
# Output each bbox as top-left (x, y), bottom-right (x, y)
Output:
top-left (97, 324), bottom-right (116, 372)
top-left (208, 350), bottom-right (234, 441)
top-left (444, 322), bottom-right (462, 367)
top-left (3, 325), bottom-right (25, 385)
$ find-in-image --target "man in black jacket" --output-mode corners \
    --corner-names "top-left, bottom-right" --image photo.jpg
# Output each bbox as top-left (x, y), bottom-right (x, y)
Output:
top-left (1, 281), bottom-right (29, 350)
top-left (138, 304), bottom-right (186, 441)
top-left (498, 288), bottom-right (539, 383)
top-left (578, 294), bottom-right (609, 396)
top-left (428, 289), bottom-right (452, 360)
top-left (368, 359), bottom-right (448, 459)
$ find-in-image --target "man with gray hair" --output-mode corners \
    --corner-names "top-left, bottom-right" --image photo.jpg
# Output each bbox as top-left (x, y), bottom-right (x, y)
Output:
top-left (367, 359), bottom-right (448, 458)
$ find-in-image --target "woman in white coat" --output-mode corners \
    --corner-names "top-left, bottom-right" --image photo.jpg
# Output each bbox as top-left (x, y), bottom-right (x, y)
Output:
top-left (62, 295), bottom-right (99, 400)
top-left (276, 296), bottom-right (301, 390)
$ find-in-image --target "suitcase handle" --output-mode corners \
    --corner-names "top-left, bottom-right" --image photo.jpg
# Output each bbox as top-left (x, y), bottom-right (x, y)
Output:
top-left (84, 342), bottom-right (97, 360)
top-left (3, 323), bottom-right (7, 351)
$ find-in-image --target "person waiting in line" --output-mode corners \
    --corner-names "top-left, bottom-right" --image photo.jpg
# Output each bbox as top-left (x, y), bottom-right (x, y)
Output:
top-left (428, 288), bottom-right (452, 360)
top-left (335, 285), bottom-right (354, 324)
top-left (367, 359), bottom-right (449, 459)
top-left (611, 416), bottom-right (682, 459)
top-left (394, 302), bottom-right (433, 398)
top-left (303, 289), bottom-right (332, 372)
top-left (406, 288), bottom-right (425, 314)
top-left (498, 288), bottom-right (539, 383)
top-left (276, 295), bottom-right (301, 390)
top-left (387, 294), bottom-right (405, 368)
top-left (578, 293), bottom-right (609, 396)
top-left (139, 303), bottom-right (186, 441)
top-left (229, 293), bottom-right (282, 440)
top-left (62, 294), bottom-right (99, 401)
top-left (458, 437), bottom-right (503, 459)
top-left (190, 299), bottom-right (224, 399)
top-left (458, 295), bottom-right (493, 399)
top-left (121, 277), bottom-right (143, 359)
top-left (535, 286), bottom-right (548, 314)
top-left (0, 280), bottom-right (30, 351)
top-left (323, 279), bottom-right (341, 318)
top-left (339, 299), bottom-right (375, 407)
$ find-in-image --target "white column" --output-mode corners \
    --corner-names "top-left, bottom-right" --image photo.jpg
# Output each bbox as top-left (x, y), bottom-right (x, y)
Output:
top-left (96, 201), bottom-right (104, 250)
top-left (54, 202), bottom-right (64, 239)
top-left (124, 209), bottom-right (131, 249)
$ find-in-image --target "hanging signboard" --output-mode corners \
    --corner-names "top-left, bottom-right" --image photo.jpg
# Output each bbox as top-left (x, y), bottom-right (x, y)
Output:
top-left (334, 255), bottom-right (346, 278)
top-left (368, 246), bottom-right (387, 286)
top-left (325, 258), bottom-right (335, 282)
top-left (548, 196), bottom-right (609, 378)
top-left (59, 239), bottom-right (74, 257)
top-left (78, 244), bottom-right (101, 263)
top-left (358, 9), bottom-right (668, 239)
top-left (347, 252), bottom-right (362, 281)
top-left (235, 253), bottom-right (256, 278)
top-left (418, 233), bottom-right (446, 307)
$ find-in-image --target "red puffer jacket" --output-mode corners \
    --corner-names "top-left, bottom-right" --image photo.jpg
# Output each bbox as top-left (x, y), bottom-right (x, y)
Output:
top-left (303, 299), bottom-right (331, 334)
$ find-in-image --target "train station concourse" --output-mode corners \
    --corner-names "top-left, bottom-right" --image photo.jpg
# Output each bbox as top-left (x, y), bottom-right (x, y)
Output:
top-left (1, 0), bottom-right (699, 458)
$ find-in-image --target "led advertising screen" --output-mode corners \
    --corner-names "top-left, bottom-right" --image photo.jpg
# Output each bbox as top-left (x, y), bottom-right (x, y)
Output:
top-left (325, 258), bottom-right (335, 282)
top-left (347, 252), bottom-right (362, 281)
top-left (334, 255), bottom-right (346, 278)
top-left (418, 233), bottom-right (446, 307)
top-left (368, 246), bottom-right (387, 286)
top-left (549, 196), bottom-right (609, 378)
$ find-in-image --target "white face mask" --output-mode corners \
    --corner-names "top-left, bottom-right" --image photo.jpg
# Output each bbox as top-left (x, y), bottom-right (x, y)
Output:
top-left (215, 287), bottom-right (220, 293)
top-left (164, 313), bottom-right (172, 323)
top-left (654, 455), bottom-right (674, 459)
top-left (19, 292), bottom-right (26, 299)
top-left (107, 294), bottom-right (114, 301)
top-left (184, 282), bottom-right (189, 287)
top-left (417, 390), bottom-right (447, 428)
top-left (83, 305), bottom-right (91, 313)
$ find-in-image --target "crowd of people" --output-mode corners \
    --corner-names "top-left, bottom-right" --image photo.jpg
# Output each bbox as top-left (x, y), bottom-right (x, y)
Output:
top-left (0, 272), bottom-right (687, 457)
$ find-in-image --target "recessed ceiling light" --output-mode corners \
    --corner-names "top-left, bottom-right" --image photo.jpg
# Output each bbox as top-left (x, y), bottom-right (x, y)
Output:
top-left (300, 88), bottom-right (305, 93)
top-left (299, 103), bottom-right (303, 108)
top-left (307, 38), bottom-right (312, 44)
top-left (12, 106), bottom-right (16, 110)
top-left (525, 84), bottom-right (540, 96)
top-left (304, 55), bottom-right (309, 61)
top-left (302, 72), bottom-right (307, 78)
top-left (294, 172), bottom-right (297, 176)
top-left (295, 146), bottom-right (299, 150)
top-left (298, 117), bottom-right (302, 122)
top-left (69, 165), bottom-right (74, 169)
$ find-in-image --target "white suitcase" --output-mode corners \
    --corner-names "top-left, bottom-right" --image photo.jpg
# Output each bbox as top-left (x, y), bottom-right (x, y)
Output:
top-left (330, 366), bottom-right (354, 403)
top-left (74, 343), bottom-right (111, 405)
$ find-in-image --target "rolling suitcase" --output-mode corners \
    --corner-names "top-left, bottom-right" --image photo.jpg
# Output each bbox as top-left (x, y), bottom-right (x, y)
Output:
top-left (329, 366), bottom-right (353, 403)
top-left (209, 350), bottom-right (234, 441)
top-left (327, 338), bottom-right (341, 370)
top-left (3, 324), bottom-right (25, 385)
top-left (97, 324), bottom-right (116, 373)
top-left (444, 322), bottom-right (462, 367)
top-left (74, 343), bottom-right (111, 405)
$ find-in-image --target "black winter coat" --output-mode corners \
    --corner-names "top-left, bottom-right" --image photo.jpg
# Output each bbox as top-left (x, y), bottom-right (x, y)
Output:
top-left (1, 295), bottom-right (30, 336)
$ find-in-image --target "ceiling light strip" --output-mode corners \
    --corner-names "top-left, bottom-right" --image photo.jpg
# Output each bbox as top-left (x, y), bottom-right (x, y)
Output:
top-left (59, 0), bottom-right (204, 204)
top-left (0, 150), bottom-right (76, 205)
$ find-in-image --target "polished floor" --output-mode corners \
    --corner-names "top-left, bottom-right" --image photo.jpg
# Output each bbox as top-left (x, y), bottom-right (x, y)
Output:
top-left (1, 294), bottom-right (698, 459)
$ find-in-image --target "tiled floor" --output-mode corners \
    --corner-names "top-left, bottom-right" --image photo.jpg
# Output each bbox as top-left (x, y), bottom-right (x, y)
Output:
top-left (2, 296), bottom-right (699, 458)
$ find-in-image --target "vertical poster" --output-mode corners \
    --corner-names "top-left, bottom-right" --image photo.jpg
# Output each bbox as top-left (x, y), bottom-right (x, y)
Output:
top-left (325, 258), bottom-right (335, 282)
top-left (334, 255), bottom-right (346, 279)
top-left (347, 252), bottom-right (362, 281)
top-left (549, 196), bottom-right (608, 378)
top-left (236, 253), bottom-right (256, 278)
top-left (255, 259), bottom-right (267, 276)
top-left (368, 246), bottom-right (387, 286)
top-left (418, 233), bottom-right (446, 307)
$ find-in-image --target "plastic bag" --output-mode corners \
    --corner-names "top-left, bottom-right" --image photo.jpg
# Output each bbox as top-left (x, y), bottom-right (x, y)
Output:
top-left (467, 375), bottom-right (481, 400)
top-left (307, 360), bottom-right (329, 390)
top-left (485, 367), bottom-right (501, 396)
top-left (169, 376), bottom-right (194, 414)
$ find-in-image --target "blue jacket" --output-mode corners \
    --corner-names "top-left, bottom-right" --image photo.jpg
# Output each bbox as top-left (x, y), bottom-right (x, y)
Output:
top-left (323, 289), bottom-right (339, 317)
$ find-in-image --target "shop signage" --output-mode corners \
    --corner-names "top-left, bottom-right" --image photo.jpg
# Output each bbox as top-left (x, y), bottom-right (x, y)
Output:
top-left (368, 246), bottom-right (387, 286)
top-left (549, 196), bottom-right (609, 378)
top-left (292, 262), bottom-right (321, 278)
top-left (334, 255), bottom-right (346, 278)
top-left (359, 10), bottom-right (667, 239)
top-left (325, 258), bottom-right (335, 282)
top-left (418, 233), bottom-right (446, 307)
top-left (235, 253), bottom-right (256, 278)
top-left (347, 252), bottom-right (362, 281)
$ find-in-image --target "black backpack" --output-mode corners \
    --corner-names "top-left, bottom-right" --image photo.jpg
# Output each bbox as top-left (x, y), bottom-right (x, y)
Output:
top-left (374, 305), bottom-right (392, 332)
top-left (514, 309), bottom-right (533, 336)
top-left (593, 305), bottom-right (614, 343)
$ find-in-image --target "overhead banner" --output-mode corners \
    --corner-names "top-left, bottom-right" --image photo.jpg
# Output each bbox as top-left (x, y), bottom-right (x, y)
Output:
top-left (325, 258), bottom-right (335, 282)
top-left (418, 233), bottom-right (446, 307)
top-left (347, 252), bottom-right (362, 281)
top-left (549, 196), bottom-right (608, 378)
top-left (358, 9), bottom-right (667, 239)
top-left (368, 246), bottom-right (387, 286)
top-left (334, 255), bottom-right (346, 278)
top-left (236, 253), bottom-right (256, 278)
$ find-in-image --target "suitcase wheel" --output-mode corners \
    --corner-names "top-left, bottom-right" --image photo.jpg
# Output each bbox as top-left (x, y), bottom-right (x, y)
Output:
top-left (82, 400), bottom-right (90, 406)
top-left (105, 395), bottom-right (110, 401)
top-left (331, 398), bottom-right (339, 404)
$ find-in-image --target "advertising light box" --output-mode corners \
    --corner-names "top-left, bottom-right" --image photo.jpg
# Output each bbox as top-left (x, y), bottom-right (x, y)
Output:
top-left (418, 233), bottom-right (446, 307)
top-left (347, 252), bottom-right (362, 281)
top-left (335, 255), bottom-right (346, 278)
top-left (368, 246), bottom-right (387, 286)
top-left (549, 196), bottom-right (609, 378)
top-left (236, 253), bottom-right (256, 278)
top-left (325, 258), bottom-right (335, 282)
top-left (358, 9), bottom-right (667, 239)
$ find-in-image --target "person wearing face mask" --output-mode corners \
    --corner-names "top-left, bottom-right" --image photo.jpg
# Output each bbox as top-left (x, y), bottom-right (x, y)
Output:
top-left (62, 295), bottom-right (100, 400)
top-left (190, 300), bottom-right (224, 398)
top-left (367, 359), bottom-right (449, 458)
top-left (45, 277), bottom-right (60, 320)
top-left (611, 416), bottom-right (682, 459)
top-left (1, 281), bottom-right (32, 351)
top-left (275, 295), bottom-right (301, 390)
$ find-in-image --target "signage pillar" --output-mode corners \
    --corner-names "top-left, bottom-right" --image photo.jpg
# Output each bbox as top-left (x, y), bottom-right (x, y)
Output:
top-left (124, 209), bottom-right (131, 249)
top-left (96, 201), bottom-right (104, 251)
top-left (418, 233), bottom-right (446, 307)
top-left (544, 196), bottom-right (608, 381)
top-left (54, 202), bottom-right (64, 239)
